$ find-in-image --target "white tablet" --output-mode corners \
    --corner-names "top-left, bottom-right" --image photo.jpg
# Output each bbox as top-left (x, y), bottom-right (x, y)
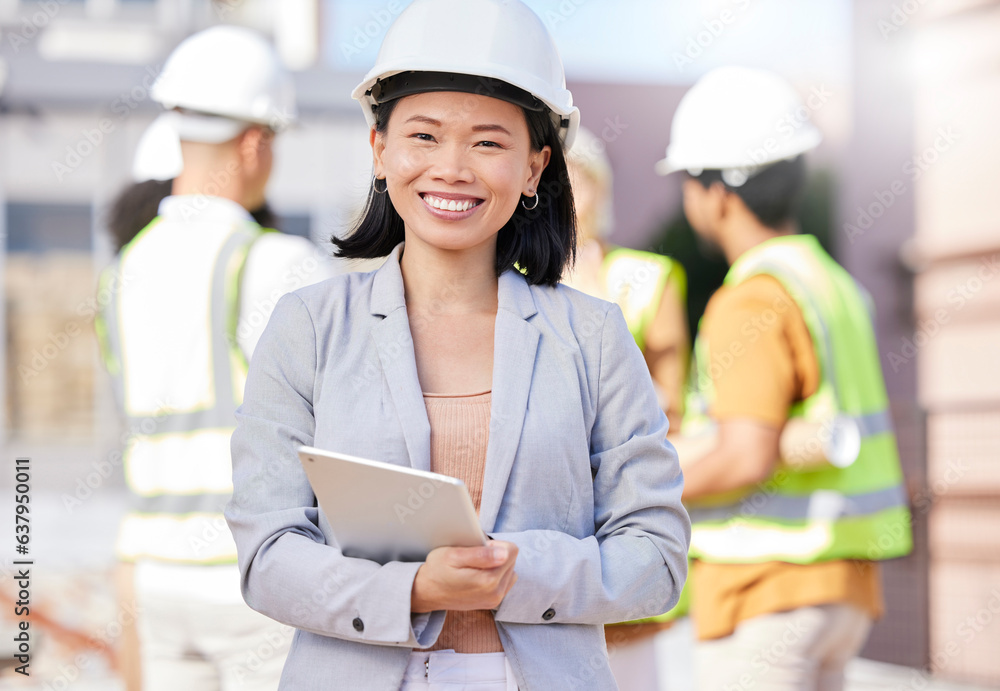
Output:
top-left (298, 446), bottom-right (487, 564)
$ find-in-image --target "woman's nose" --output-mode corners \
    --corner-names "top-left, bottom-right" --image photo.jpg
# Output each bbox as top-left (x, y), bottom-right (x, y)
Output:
top-left (428, 142), bottom-right (475, 184)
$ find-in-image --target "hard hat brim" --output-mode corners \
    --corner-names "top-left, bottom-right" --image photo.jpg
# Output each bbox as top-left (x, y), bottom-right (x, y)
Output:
top-left (352, 65), bottom-right (580, 148)
top-left (167, 111), bottom-right (251, 144)
top-left (655, 125), bottom-right (822, 178)
top-left (654, 157), bottom-right (682, 177)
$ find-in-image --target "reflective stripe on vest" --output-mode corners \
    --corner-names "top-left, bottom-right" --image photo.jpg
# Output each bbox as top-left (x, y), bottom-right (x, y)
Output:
top-left (602, 248), bottom-right (685, 352)
top-left (100, 221), bottom-right (263, 563)
top-left (117, 512), bottom-right (237, 564)
top-left (685, 235), bottom-right (912, 565)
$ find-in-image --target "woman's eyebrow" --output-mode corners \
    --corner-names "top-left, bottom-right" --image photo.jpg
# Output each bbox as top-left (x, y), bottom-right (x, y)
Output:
top-left (403, 115), bottom-right (512, 137)
top-left (404, 115), bottom-right (442, 126)
top-left (471, 124), bottom-right (513, 136)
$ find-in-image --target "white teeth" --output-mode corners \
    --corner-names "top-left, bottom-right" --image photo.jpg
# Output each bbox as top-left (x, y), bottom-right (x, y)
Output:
top-left (424, 195), bottom-right (479, 212)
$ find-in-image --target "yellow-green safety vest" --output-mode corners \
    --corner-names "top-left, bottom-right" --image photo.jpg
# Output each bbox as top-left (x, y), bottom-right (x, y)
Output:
top-left (96, 216), bottom-right (268, 564)
top-left (601, 248), bottom-right (689, 626)
top-left (683, 234), bottom-right (912, 565)
top-left (601, 247), bottom-right (686, 352)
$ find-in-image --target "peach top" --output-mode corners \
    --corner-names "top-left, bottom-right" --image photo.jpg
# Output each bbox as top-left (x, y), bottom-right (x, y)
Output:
top-left (423, 389), bottom-right (504, 654)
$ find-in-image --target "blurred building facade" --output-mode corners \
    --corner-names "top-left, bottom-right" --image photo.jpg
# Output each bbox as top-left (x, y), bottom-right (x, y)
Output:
top-left (910, 1), bottom-right (1000, 686)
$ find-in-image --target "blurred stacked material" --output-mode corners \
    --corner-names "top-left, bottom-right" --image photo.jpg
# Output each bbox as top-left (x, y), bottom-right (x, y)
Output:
top-left (5, 253), bottom-right (96, 440)
top-left (0, 567), bottom-right (120, 687)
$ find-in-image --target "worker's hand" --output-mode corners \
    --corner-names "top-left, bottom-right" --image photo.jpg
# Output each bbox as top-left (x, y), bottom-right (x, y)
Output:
top-left (410, 541), bottom-right (518, 613)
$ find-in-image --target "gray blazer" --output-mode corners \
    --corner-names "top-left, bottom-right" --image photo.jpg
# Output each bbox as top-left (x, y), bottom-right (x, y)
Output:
top-left (227, 244), bottom-right (689, 691)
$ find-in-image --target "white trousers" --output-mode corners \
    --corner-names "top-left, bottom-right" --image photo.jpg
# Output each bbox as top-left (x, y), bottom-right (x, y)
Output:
top-left (400, 650), bottom-right (519, 691)
top-left (608, 634), bottom-right (660, 691)
top-left (696, 604), bottom-right (873, 691)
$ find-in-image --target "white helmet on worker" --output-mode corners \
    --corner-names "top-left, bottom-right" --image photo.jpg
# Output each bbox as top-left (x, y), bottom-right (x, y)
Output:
top-left (656, 66), bottom-right (822, 186)
top-left (152, 25), bottom-right (296, 144)
top-left (132, 114), bottom-right (183, 182)
top-left (352, 0), bottom-right (581, 149)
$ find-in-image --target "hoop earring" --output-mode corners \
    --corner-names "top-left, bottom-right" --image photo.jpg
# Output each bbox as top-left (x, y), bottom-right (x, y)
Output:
top-left (521, 192), bottom-right (540, 210)
top-left (372, 176), bottom-right (388, 194)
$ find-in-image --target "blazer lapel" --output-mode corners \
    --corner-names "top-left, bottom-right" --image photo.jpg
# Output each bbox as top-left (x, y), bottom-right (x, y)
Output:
top-left (370, 244), bottom-right (431, 472)
top-left (372, 312), bottom-right (431, 472)
top-left (479, 270), bottom-right (540, 533)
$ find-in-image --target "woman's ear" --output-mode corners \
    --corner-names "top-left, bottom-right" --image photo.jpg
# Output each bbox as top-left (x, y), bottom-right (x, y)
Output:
top-left (523, 145), bottom-right (552, 196)
top-left (370, 128), bottom-right (386, 179)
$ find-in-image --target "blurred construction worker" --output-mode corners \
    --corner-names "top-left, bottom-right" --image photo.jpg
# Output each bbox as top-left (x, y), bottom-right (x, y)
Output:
top-left (95, 26), bottom-right (332, 691)
top-left (565, 126), bottom-right (689, 432)
top-left (562, 127), bottom-right (688, 691)
top-left (658, 66), bottom-right (912, 690)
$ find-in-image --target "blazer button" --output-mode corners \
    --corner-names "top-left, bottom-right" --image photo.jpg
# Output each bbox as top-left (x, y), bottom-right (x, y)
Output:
top-left (542, 608), bottom-right (555, 621)
top-left (352, 617), bottom-right (364, 632)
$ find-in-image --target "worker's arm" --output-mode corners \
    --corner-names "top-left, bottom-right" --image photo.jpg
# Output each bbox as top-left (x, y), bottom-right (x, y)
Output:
top-left (673, 275), bottom-right (819, 500)
top-left (675, 419), bottom-right (780, 501)
top-left (643, 276), bottom-right (689, 433)
top-left (671, 417), bottom-right (838, 486)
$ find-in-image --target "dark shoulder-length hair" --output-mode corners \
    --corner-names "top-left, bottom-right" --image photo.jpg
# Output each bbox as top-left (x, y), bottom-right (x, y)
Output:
top-left (107, 178), bottom-right (173, 252)
top-left (332, 97), bottom-right (577, 287)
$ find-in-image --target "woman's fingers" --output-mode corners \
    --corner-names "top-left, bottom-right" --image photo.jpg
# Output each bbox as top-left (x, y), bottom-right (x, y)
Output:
top-left (446, 541), bottom-right (518, 570)
top-left (413, 542), bottom-right (520, 611)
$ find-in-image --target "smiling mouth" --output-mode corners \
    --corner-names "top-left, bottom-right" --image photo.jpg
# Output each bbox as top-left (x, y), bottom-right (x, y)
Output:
top-left (420, 193), bottom-right (484, 213)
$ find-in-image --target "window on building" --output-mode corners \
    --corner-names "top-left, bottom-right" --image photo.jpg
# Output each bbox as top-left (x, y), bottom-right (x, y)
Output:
top-left (6, 202), bottom-right (92, 253)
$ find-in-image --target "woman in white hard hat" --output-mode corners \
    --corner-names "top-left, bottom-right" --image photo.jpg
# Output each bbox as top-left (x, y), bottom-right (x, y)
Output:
top-left (225, 1), bottom-right (689, 690)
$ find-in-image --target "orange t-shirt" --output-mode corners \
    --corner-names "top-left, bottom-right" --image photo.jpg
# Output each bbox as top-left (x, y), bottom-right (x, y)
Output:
top-left (693, 274), bottom-right (883, 641)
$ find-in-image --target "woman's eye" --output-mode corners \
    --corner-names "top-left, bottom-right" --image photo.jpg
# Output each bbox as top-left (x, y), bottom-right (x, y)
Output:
top-left (412, 133), bottom-right (435, 142)
top-left (476, 140), bottom-right (502, 148)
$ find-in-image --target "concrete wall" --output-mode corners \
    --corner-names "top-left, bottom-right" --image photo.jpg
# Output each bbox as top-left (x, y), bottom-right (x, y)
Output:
top-left (911, 1), bottom-right (1000, 685)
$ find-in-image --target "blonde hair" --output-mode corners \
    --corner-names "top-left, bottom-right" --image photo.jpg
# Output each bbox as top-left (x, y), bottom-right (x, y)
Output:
top-left (567, 126), bottom-right (614, 239)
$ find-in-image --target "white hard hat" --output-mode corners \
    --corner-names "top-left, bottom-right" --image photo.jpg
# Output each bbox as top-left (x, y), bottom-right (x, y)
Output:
top-left (152, 25), bottom-right (296, 143)
top-left (656, 66), bottom-right (822, 186)
top-left (132, 114), bottom-right (183, 182)
top-left (352, 0), bottom-right (580, 149)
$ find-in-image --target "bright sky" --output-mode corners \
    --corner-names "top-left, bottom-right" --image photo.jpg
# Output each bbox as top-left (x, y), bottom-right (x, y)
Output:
top-left (323, 0), bottom-right (852, 84)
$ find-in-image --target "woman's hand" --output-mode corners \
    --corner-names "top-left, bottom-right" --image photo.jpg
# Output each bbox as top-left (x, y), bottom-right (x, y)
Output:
top-left (410, 541), bottom-right (519, 613)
